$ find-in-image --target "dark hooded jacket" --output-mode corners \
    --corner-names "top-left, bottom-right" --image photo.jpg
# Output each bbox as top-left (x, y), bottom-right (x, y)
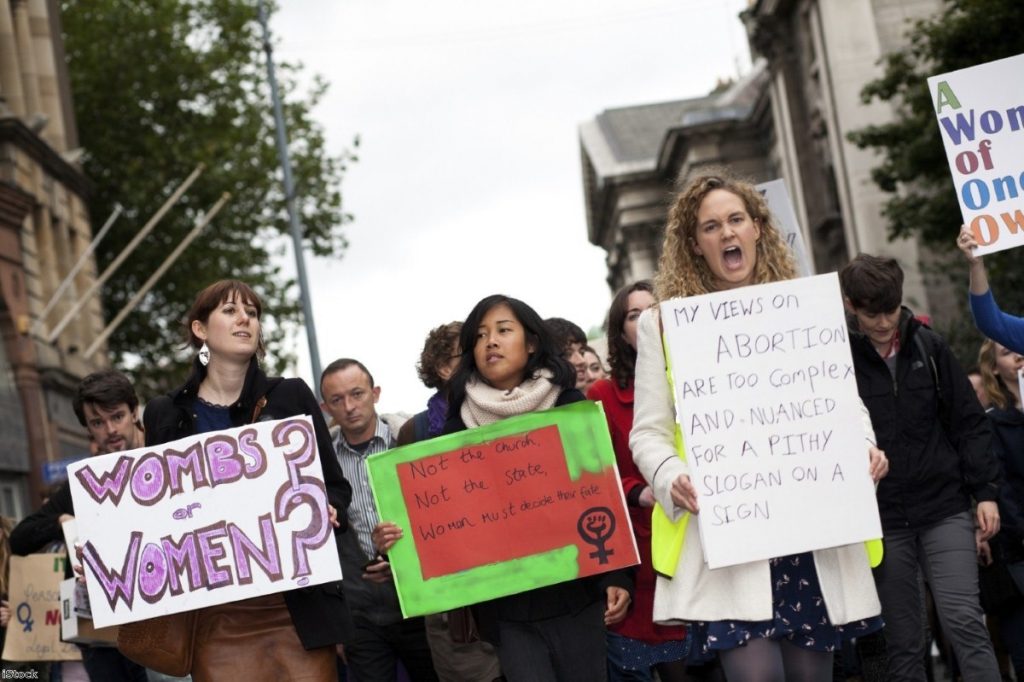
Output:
top-left (848, 307), bottom-right (999, 531)
top-left (143, 357), bottom-right (353, 649)
top-left (989, 404), bottom-right (1024, 563)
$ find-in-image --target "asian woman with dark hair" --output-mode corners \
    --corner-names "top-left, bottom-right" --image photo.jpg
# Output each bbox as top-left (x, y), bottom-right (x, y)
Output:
top-left (378, 294), bottom-right (632, 682)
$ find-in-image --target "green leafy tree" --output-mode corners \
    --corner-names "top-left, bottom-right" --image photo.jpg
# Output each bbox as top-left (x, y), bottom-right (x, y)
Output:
top-left (848, 0), bottom-right (1024, 360)
top-left (62, 0), bottom-right (356, 395)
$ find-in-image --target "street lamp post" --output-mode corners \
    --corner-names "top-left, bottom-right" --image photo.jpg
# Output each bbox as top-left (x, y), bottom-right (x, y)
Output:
top-left (257, 0), bottom-right (323, 387)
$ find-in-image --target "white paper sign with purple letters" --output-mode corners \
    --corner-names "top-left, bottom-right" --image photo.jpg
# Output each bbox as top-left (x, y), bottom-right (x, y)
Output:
top-left (660, 273), bottom-right (883, 569)
top-left (67, 416), bottom-right (342, 627)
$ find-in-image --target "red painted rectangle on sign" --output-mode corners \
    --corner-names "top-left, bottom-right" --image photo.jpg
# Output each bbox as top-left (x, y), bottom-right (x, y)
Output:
top-left (397, 425), bottom-right (635, 579)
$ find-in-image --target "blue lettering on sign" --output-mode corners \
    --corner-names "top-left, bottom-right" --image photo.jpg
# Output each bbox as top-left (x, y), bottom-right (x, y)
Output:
top-left (42, 454), bottom-right (88, 485)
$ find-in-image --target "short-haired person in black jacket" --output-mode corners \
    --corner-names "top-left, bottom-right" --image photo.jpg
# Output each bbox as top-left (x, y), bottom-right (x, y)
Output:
top-left (11, 369), bottom-right (148, 681)
top-left (841, 254), bottom-right (1002, 681)
top-left (142, 280), bottom-right (352, 681)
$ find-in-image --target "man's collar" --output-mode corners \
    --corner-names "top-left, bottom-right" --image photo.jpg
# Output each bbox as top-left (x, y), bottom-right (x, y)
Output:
top-left (337, 415), bottom-right (389, 451)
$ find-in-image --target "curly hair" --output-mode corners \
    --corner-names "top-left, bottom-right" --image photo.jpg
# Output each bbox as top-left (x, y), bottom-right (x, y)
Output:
top-left (416, 322), bottom-right (463, 389)
top-left (654, 168), bottom-right (796, 300)
top-left (605, 280), bottom-right (653, 389)
top-left (979, 339), bottom-right (1015, 410)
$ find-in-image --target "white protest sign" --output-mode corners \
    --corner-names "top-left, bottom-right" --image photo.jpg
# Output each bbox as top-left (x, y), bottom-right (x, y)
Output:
top-left (928, 53), bottom-right (1024, 256)
top-left (67, 416), bottom-right (342, 628)
top-left (757, 179), bottom-right (814, 277)
top-left (660, 273), bottom-right (882, 568)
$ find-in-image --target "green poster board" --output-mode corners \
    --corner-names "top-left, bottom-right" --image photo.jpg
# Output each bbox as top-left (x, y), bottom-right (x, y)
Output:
top-left (367, 400), bottom-right (639, 617)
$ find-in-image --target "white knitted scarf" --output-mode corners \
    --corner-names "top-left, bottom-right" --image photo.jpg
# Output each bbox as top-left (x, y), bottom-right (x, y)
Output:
top-left (460, 369), bottom-right (560, 428)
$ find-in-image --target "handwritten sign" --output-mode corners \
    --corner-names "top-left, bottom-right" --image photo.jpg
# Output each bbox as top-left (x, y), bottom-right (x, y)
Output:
top-left (2, 554), bottom-right (81, 661)
top-left (757, 179), bottom-right (814, 277)
top-left (928, 53), bottom-right (1024, 256)
top-left (368, 401), bottom-right (639, 617)
top-left (661, 273), bottom-right (882, 568)
top-left (67, 417), bottom-right (342, 628)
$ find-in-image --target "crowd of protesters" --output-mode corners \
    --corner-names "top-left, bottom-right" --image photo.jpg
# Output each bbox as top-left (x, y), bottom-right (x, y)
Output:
top-left (4, 167), bottom-right (1023, 682)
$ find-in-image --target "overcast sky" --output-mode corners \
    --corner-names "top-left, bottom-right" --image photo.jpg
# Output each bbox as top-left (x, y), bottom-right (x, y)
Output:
top-left (271, 0), bottom-right (752, 413)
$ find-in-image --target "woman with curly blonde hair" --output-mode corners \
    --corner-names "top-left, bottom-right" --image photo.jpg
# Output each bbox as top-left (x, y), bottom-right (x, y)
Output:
top-left (631, 169), bottom-right (887, 681)
top-left (653, 172), bottom-right (795, 300)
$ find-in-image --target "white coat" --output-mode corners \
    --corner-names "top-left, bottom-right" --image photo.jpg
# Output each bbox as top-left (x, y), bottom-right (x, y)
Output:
top-left (629, 309), bottom-right (882, 626)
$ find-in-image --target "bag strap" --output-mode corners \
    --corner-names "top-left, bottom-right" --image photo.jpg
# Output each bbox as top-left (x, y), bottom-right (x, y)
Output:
top-left (250, 395), bottom-right (268, 423)
top-left (912, 331), bottom-right (951, 434)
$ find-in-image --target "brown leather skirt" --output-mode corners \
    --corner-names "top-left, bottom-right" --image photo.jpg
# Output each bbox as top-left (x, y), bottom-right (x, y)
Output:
top-left (191, 593), bottom-right (336, 682)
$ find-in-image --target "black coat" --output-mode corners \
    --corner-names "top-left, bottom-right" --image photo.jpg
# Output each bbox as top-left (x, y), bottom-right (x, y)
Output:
top-left (143, 358), bottom-right (353, 650)
top-left (444, 387), bottom-right (634, 642)
top-left (849, 308), bottom-right (999, 531)
top-left (990, 405), bottom-right (1024, 563)
top-left (10, 479), bottom-right (75, 579)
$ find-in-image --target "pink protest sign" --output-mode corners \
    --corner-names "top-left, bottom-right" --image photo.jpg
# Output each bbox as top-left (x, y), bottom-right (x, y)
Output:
top-left (67, 416), bottom-right (342, 627)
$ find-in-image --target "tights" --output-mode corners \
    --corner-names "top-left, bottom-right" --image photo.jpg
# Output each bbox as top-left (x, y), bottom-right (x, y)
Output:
top-left (653, 659), bottom-right (689, 682)
top-left (718, 638), bottom-right (833, 682)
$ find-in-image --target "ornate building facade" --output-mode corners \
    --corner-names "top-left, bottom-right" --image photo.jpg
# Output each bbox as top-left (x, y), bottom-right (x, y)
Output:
top-left (580, 0), bottom-right (945, 320)
top-left (0, 0), bottom-right (106, 515)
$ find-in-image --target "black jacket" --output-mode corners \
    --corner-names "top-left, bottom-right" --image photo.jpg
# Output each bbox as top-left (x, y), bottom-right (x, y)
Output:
top-left (10, 480), bottom-right (75, 578)
top-left (989, 405), bottom-right (1024, 562)
top-left (444, 388), bottom-right (634, 642)
top-left (849, 308), bottom-right (999, 531)
top-left (143, 358), bottom-right (353, 650)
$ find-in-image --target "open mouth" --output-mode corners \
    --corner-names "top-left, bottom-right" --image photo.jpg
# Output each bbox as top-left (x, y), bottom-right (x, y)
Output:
top-left (722, 246), bottom-right (743, 271)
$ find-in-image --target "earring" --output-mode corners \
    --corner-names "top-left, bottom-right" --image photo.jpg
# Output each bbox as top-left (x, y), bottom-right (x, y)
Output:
top-left (198, 342), bottom-right (210, 366)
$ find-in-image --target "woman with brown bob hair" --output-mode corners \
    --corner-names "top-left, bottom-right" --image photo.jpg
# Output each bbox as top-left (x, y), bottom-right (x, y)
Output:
top-left (630, 170), bottom-right (887, 680)
top-left (138, 279), bottom-right (352, 681)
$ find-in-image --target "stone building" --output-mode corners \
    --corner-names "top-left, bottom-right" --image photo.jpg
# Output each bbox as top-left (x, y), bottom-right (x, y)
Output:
top-left (580, 63), bottom-right (774, 291)
top-left (0, 0), bottom-right (107, 515)
top-left (580, 0), bottom-right (945, 319)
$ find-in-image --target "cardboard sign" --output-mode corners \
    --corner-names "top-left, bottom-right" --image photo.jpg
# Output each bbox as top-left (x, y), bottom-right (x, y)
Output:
top-left (660, 274), bottom-right (882, 568)
top-left (757, 179), bottom-right (814, 277)
top-left (2, 554), bottom-right (82, 661)
top-left (928, 53), bottom-right (1024, 256)
top-left (67, 416), bottom-right (342, 628)
top-left (368, 401), bottom-right (639, 617)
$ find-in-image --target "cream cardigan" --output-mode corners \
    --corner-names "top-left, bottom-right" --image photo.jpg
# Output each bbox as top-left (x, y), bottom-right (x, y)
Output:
top-left (629, 309), bottom-right (882, 626)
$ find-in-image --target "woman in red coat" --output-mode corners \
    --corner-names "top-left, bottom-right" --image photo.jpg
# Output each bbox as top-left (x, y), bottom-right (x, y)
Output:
top-left (587, 280), bottom-right (690, 681)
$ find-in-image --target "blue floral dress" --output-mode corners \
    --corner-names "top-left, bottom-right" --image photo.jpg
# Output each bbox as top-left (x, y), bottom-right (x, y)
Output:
top-left (689, 552), bottom-right (883, 655)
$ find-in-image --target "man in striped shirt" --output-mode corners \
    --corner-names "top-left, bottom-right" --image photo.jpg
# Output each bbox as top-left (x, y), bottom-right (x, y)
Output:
top-left (320, 358), bottom-right (437, 681)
